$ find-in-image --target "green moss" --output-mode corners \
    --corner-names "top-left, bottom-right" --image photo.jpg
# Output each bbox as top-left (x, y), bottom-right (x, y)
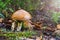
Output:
top-left (0, 30), bottom-right (37, 37)
top-left (0, 30), bottom-right (37, 40)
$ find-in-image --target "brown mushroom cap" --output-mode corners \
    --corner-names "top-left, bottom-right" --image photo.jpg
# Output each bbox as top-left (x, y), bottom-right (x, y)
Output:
top-left (11, 9), bottom-right (32, 21)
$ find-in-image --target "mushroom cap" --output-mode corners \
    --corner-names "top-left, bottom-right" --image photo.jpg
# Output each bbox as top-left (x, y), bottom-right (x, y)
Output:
top-left (12, 9), bottom-right (32, 21)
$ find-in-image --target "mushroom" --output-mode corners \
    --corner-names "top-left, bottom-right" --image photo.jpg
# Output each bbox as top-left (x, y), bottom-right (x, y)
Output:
top-left (0, 18), bottom-right (3, 23)
top-left (11, 9), bottom-right (32, 31)
top-left (57, 24), bottom-right (60, 30)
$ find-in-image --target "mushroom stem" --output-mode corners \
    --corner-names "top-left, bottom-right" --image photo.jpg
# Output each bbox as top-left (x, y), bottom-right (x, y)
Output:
top-left (16, 22), bottom-right (22, 31)
top-left (24, 20), bottom-right (33, 30)
top-left (11, 21), bottom-right (15, 31)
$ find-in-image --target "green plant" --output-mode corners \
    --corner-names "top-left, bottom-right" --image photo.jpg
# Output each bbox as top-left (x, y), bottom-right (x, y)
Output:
top-left (0, 0), bottom-right (10, 11)
top-left (52, 12), bottom-right (60, 24)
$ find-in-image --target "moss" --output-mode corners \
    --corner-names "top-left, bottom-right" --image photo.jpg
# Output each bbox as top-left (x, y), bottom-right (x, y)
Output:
top-left (0, 30), bottom-right (37, 40)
